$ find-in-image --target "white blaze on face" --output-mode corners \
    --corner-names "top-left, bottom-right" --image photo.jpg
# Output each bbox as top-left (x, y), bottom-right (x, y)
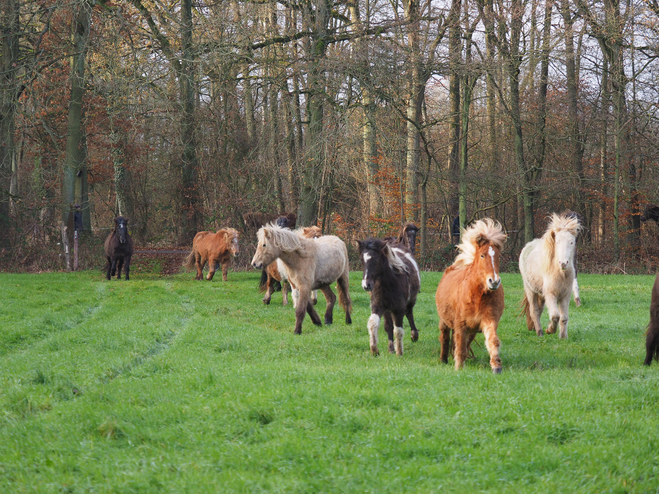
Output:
top-left (362, 252), bottom-right (372, 289)
top-left (488, 246), bottom-right (500, 282)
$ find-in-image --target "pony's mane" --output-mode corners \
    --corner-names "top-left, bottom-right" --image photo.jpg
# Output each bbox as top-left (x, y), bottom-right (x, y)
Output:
top-left (258, 223), bottom-right (302, 252)
top-left (361, 238), bottom-right (409, 273)
top-left (541, 213), bottom-right (581, 273)
top-left (453, 218), bottom-right (507, 268)
top-left (221, 227), bottom-right (238, 239)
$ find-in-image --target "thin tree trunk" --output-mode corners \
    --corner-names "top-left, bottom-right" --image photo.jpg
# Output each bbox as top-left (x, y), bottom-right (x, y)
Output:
top-left (447, 0), bottom-right (462, 224)
top-left (598, 58), bottom-right (609, 247)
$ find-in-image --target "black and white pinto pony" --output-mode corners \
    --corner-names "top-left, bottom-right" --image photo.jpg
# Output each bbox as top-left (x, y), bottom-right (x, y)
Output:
top-left (357, 238), bottom-right (420, 356)
top-left (251, 223), bottom-right (352, 334)
top-left (520, 213), bottom-right (581, 338)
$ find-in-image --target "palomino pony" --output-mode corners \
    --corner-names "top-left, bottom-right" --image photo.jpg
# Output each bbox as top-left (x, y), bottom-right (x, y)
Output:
top-left (435, 218), bottom-right (507, 372)
top-left (358, 237), bottom-right (420, 356)
top-left (104, 216), bottom-right (134, 280)
top-left (182, 228), bottom-right (239, 281)
top-left (520, 213), bottom-right (581, 338)
top-left (251, 224), bottom-right (352, 334)
top-left (261, 226), bottom-right (322, 306)
top-left (644, 273), bottom-right (659, 366)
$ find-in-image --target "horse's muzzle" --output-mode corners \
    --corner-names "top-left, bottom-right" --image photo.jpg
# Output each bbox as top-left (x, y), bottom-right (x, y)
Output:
top-left (252, 261), bottom-right (263, 269)
top-left (487, 279), bottom-right (501, 291)
top-left (362, 280), bottom-right (373, 291)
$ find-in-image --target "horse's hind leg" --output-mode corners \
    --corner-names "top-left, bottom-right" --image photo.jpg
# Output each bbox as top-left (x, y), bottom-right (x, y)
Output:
top-left (221, 261), bottom-right (229, 281)
top-left (526, 289), bottom-right (545, 336)
top-left (106, 258), bottom-right (112, 280)
top-left (439, 320), bottom-right (451, 364)
top-left (281, 281), bottom-right (289, 306)
top-left (393, 312), bottom-right (405, 356)
top-left (194, 255), bottom-right (204, 280)
top-left (645, 322), bottom-right (659, 366)
top-left (336, 272), bottom-right (352, 324)
top-left (116, 258), bottom-right (124, 279)
top-left (572, 276), bottom-right (581, 307)
top-left (319, 285), bottom-right (336, 325)
top-left (557, 295), bottom-right (570, 339)
top-left (384, 312), bottom-right (395, 354)
top-left (124, 255), bottom-right (131, 281)
top-left (406, 304), bottom-right (419, 342)
top-left (110, 258), bottom-right (117, 277)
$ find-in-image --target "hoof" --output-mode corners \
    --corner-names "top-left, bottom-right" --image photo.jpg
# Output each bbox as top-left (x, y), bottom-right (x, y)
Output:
top-left (294, 329), bottom-right (302, 335)
top-left (346, 315), bottom-right (352, 325)
top-left (575, 298), bottom-right (582, 307)
top-left (410, 330), bottom-right (419, 342)
top-left (371, 347), bottom-right (379, 356)
top-left (536, 329), bottom-right (545, 337)
top-left (262, 299), bottom-right (270, 305)
top-left (493, 367), bottom-right (502, 374)
top-left (324, 317), bottom-right (333, 325)
top-left (388, 341), bottom-right (395, 354)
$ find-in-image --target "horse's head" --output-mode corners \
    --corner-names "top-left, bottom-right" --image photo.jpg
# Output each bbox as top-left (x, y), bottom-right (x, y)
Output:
top-left (641, 204), bottom-right (659, 223)
top-left (552, 229), bottom-right (576, 271)
top-left (301, 226), bottom-right (322, 239)
top-left (474, 238), bottom-right (502, 291)
top-left (357, 239), bottom-right (384, 291)
top-left (251, 224), bottom-right (297, 269)
top-left (225, 229), bottom-right (239, 256)
top-left (114, 216), bottom-right (129, 244)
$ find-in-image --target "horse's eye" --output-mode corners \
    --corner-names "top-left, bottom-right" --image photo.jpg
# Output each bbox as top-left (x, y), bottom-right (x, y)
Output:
top-left (481, 254), bottom-right (485, 258)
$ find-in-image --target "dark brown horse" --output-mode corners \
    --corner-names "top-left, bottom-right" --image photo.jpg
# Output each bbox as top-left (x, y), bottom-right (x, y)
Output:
top-left (644, 273), bottom-right (659, 366)
top-left (104, 216), bottom-right (134, 280)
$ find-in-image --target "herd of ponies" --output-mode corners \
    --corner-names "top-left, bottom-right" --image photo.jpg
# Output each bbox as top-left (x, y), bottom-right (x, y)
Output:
top-left (102, 211), bottom-right (659, 371)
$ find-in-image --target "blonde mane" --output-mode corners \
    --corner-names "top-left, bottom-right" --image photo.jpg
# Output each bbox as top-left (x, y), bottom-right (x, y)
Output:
top-left (541, 213), bottom-right (581, 273)
top-left (453, 218), bottom-right (507, 268)
top-left (386, 246), bottom-right (409, 273)
top-left (258, 223), bottom-right (302, 252)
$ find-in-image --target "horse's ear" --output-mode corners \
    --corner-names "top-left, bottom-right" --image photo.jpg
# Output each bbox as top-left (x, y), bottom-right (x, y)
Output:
top-left (355, 240), bottom-right (364, 252)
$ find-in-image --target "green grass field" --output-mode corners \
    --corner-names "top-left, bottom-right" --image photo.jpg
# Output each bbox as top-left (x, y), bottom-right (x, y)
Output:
top-left (0, 269), bottom-right (658, 493)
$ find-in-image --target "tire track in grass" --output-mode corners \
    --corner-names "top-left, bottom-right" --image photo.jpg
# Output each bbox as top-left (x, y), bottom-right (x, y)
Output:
top-left (99, 283), bottom-right (195, 383)
top-left (0, 283), bottom-right (109, 358)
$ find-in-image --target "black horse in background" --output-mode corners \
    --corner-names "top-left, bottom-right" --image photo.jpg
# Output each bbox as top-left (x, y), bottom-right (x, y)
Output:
top-left (104, 216), bottom-right (134, 280)
top-left (641, 204), bottom-right (659, 224)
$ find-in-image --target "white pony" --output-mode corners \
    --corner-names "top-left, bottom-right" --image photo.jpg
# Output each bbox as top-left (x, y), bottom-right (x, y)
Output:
top-left (520, 213), bottom-right (581, 339)
top-left (251, 224), bottom-right (352, 334)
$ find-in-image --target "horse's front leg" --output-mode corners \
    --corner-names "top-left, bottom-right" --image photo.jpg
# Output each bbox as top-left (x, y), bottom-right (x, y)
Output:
top-left (110, 258), bottom-right (117, 277)
top-left (106, 258), bottom-right (112, 280)
top-left (558, 295), bottom-right (571, 339)
top-left (526, 289), bottom-right (545, 336)
top-left (545, 295), bottom-right (560, 335)
top-left (367, 308), bottom-right (383, 356)
top-left (453, 325), bottom-right (468, 370)
top-left (319, 285), bottom-right (336, 325)
top-left (281, 281), bottom-right (289, 306)
top-left (116, 258), bottom-right (124, 279)
top-left (482, 322), bottom-right (502, 374)
top-left (222, 261), bottom-right (229, 281)
top-left (206, 258), bottom-right (217, 281)
top-left (124, 255), bottom-right (131, 281)
top-left (294, 288), bottom-right (321, 334)
top-left (384, 312), bottom-right (395, 354)
top-left (393, 311), bottom-right (405, 356)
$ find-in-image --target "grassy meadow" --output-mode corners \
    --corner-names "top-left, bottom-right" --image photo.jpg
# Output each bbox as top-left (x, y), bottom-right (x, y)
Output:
top-left (0, 268), bottom-right (658, 493)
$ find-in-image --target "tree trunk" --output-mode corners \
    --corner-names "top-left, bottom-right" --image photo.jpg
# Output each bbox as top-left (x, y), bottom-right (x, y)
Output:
top-left (598, 58), bottom-right (609, 247)
top-left (62, 0), bottom-right (91, 245)
top-left (447, 0), bottom-right (462, 223)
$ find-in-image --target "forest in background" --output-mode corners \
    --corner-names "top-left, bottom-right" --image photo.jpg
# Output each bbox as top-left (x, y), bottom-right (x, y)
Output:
top-left (1, 0), bottom-right (659, 272)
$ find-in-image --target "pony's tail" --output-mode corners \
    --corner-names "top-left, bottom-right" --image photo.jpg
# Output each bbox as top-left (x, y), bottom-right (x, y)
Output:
top-left (519, 295), bottom-right (534, 331)
top-left (645, 323), bottom-right (659, 365)
top-left (182, 249), bottom-right (196, 270)
top-left (336, 272), bottom-right (352, 323)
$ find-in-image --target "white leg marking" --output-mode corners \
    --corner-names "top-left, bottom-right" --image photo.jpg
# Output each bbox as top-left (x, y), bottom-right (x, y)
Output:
top-left (394, 326), bottom-right (404, 356)
top-left (292, 288), bottom-right (300, 309)
top-left (367, 314), bottom-right (380, 354)
top-left (311, 290), bottom-right (318, 303)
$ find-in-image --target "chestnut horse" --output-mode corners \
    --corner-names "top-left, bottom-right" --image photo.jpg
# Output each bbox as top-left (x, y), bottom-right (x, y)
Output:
top-left (261, 226), bottom-right (322, 306)
top-left (435, 218), bottom-right (507, 373)
top-left (644, 273), bottom-right (659, 366)
top-left (251, 224), bottom-right (352, 334)
top-left (104, 216), bottom-right (134, 280)
top-left (182, 228), bottom-right (239, 281)
top-left (358, 237), bottom-right (420, 356)
top-left (520, 213), bottom-right (580, 338)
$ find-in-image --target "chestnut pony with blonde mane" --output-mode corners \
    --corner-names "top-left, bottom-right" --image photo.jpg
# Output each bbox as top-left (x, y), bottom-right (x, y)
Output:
top-left (435, 219), bottom-right (507, 373)
top-left (251, 224), bottom-right (352, 334)
top-left (520, 213), bottom-right (581, 338)
top-left (183, 228), bottom-right (239, 281)
top-left (261, 226), bottom-right (322, 306)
